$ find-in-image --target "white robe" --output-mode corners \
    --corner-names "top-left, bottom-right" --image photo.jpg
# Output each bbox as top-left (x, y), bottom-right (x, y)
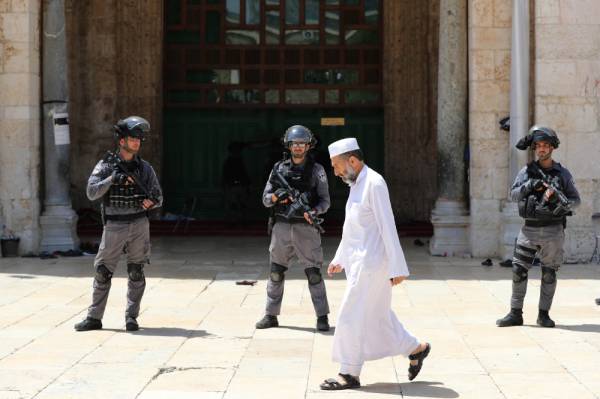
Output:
top-left (331, 165), bottom-right (418, 373)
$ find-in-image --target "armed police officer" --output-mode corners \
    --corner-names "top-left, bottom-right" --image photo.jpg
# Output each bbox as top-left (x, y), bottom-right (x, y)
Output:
top-left (497, 126), bottom-right (580, 328)
top-left (74, 116), bottom-right (163, 332)
top-left (255, 125), bottom-right (332, 331)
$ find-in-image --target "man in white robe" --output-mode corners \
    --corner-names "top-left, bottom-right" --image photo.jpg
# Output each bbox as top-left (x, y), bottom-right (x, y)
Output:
top-left (320, 138), bottom-right (431, 390)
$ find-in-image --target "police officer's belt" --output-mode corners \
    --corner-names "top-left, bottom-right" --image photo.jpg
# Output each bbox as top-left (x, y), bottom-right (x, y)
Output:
top-left (274, 215), bottom-right (309, 225)
top-left (524, 219), bottom-right (563, 227)
top-left (105, 211), bottom-right (148, 222)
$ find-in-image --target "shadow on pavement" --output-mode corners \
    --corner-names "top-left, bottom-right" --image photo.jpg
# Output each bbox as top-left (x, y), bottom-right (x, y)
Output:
top-left (104, 327), bottom-right (213, 338)
top-left (555, 324), bottom-right (600, 333)
top-left (277, 325), bottom-right (336, 335)
top-left (360, 381), bottom-right (459, 397)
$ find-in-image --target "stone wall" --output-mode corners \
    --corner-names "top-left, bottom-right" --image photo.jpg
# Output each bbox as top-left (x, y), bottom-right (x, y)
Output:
top-left (0, 0), bottom-right (41, 253)
top-left (468, 0), bottom-right (600, 260)
top-left (535, 0), bottom-right (600, 262)
top-left (468, 0), bottom-right (511, 257)
top-left (65, 0), bottom-right (163, 212)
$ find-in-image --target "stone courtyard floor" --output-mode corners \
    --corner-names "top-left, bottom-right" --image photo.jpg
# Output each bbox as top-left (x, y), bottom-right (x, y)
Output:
top-left (1, 236), bottom-right (600, 398)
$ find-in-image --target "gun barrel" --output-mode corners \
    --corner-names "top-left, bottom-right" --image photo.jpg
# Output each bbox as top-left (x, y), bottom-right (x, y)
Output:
top-left (273, 170), bottom-right (293, 191)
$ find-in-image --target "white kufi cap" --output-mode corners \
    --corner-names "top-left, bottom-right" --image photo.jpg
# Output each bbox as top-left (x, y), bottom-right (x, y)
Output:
top-left (328, 137), bottom-right (360, 158)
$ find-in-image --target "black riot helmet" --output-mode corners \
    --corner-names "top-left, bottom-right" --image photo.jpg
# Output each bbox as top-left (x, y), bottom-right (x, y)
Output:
top-left (113, 116), bottom-right (150, 142)
top-left (530, 125), bottom-right (559, 148)
top-left (282, 125), bottom-right (316, 148)
top-left (515, 125), bottom-right (559, 150)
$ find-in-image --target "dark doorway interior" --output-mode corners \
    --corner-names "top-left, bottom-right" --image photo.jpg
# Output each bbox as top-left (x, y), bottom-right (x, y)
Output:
top-left (163, 0), bottom-right (385, 226)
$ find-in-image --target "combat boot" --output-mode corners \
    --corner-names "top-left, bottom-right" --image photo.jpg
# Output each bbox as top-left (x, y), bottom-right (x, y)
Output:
top-left (496, 308), bottom-right (523, 327)
top-left (126, 316), bottom-right (139, 331)
top-left (74, 317), bottom-right (102, 331)
top-left (255, 314), bottom-right (278, 329)
top-left (317, 315), bottom-right (330, 331)
top-left (536, 310), bottom-right (555, 328)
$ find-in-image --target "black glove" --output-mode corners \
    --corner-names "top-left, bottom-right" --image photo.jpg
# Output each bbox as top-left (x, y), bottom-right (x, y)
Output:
top-left (528, 179), bottom-right (544, 192)
top-left (274, 188), bottom-right (290, 203)
top-left (111, 169), bottom-right (128, 185)
top-left (552, 203), bottom-right (571, 217)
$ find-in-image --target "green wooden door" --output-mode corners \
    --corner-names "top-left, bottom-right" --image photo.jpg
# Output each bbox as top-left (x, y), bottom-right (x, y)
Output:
top-left (163, 108), bottom-right (382, 221)
top-left (163, 0), bottom-right (384, 222)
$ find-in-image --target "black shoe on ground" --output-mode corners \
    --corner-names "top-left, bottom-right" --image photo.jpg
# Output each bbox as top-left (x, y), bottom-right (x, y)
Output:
top-left (496, 308), bottom-right (523, 327)
top-left (536, 310), bottom-right (555, 328)
top-left (74, 317), bottom-right (102, 332)
top-left (126, 316), bottom-right (139, 331)
top-left (317, 315), bottom-right (330, 331)
top-left (595, 298), bottom-right (600, 306)
top-left (255, 315), bottom-right (278, 329)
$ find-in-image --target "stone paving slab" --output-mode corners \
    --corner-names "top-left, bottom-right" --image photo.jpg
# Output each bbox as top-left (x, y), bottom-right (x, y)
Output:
top-left (0, 236), bottom-right (599, 398)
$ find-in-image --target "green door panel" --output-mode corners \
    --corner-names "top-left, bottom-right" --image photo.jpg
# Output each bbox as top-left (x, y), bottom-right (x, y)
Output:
top-left (163, 108), bottom-right (383, 221)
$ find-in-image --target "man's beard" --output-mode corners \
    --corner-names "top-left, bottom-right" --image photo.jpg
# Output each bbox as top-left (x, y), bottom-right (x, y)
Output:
top-left (292, 151), bottom-right (305, 160)
top-left (341, 163), bottom-right (358, 186)
top-left (537, 152), bottom-right (551, 161)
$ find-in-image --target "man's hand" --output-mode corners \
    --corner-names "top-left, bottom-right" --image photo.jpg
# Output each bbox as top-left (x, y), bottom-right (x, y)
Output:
top-left (530, 179), bottom-right (545, 191)
top-left (303, 209), bottom-right (317, 224)
top-left (111, 170), bottom-right (129, 185)
top-left (390, 276), bottom-right (407, 286)
top-left (272, 188), bottom-right (291, 204)
top-left (327, 264), bottom-right (343, 277)
top-left (141, 199), bottom-right (155, 210)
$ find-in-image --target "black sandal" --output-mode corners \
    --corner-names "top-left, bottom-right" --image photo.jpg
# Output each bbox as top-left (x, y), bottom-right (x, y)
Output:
top-left (408, 343), bottom-right (431, 381)
top-left (320, 373), bottom-right (361, 390)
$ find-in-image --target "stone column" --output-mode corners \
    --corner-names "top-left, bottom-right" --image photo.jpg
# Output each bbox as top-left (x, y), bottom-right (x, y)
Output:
top-left (501, 0), bottom-right (530, 260)
top-left (0, 1), bottom-right (42, 254)
top-left (39, 0), bottom-right (79, 252)
top-left (430, 0), bottom-right (470, 256)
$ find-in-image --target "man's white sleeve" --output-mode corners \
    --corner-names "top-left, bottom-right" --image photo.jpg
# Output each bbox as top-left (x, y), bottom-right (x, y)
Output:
top-left (371, 181), bottom-right (410, 278)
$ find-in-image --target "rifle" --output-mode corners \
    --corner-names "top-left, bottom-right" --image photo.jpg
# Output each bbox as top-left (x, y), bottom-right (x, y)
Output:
top-left (104, 151), bottom-right (158, 203)
top-left (530, 163), bottom-right (571, 215)
top-left (272, 169), bottom-right (325, 233)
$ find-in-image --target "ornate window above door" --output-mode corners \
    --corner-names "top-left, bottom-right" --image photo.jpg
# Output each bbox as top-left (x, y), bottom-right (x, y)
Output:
top-left (165, 0), bottom-right (382, 108)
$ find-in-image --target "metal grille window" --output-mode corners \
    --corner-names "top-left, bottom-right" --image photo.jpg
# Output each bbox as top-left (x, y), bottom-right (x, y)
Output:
top-left (165, 0), bottom-right (382, 108)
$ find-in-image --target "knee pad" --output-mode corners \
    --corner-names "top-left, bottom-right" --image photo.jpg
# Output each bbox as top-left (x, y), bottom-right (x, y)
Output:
top-left (513, 244), bottom-right (537, 266)
top-left (512, 264), bottom-right (529, 283)
top-left (127, 263), bottom-right (145, 282)
top-left (304, 267), bottom-right (322, 285)
top-left (269, 263), bottom-right (288, 283)
top-left (541, 267), bottom-right (556, 284)
top-left (95, 264), bottom-right (113, 284)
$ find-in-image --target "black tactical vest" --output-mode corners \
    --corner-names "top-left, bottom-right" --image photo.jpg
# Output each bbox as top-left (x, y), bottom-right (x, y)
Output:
top-left (519, 161), bottom-right (568, 225)
top-left (272, 157), bottom-right (319, 220)
top-left (104, 158), bottom-right (146, 209)
top-left (526, 162), bottom-right (566, 204)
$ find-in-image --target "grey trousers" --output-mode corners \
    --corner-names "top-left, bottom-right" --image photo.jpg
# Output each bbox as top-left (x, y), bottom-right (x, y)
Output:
top-left (87, 217), bottom-right (150, 320)
top-left (511, 224), bottom-right (564, 311)
top-left (266, 221), bottom-right (329, 317)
